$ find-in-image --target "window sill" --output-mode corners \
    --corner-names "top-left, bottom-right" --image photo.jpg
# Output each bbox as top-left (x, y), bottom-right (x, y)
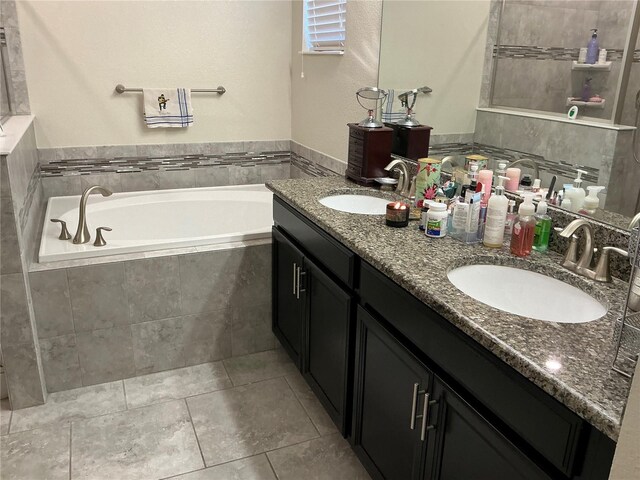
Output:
top-left (299, 50), bottom-right (344, 56)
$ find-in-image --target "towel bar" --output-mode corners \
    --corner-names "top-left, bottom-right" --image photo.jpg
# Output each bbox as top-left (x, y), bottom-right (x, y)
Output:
top-left (115, 84), bottom-right (226, 95)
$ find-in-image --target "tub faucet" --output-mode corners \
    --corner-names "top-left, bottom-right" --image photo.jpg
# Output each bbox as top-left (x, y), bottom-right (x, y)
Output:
top-left (384, 158), bottom-right (413, 198)
top-left (73, 185), bottom-right (112, 244)
top-left (509, 158), bottom-right (539, 181)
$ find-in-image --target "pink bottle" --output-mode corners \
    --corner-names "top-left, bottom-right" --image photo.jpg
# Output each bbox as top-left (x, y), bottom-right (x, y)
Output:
top-left (478, 169), bottom-right (493, 207)
top-left (510, 194), bottom-right (536, 257)
top-left (505, 167), bottom-right (521, 191)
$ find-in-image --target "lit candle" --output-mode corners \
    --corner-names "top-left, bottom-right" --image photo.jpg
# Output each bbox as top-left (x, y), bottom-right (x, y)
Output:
top-left (386, 202), bottom-right (409, 227)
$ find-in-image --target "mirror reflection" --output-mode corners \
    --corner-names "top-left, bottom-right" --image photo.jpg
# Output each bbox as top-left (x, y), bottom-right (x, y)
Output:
top-left (379, 0), bottom-right (640, 230)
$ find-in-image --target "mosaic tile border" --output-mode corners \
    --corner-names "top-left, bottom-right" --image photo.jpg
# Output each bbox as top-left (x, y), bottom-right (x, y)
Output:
top-left (494, 45), bottom-right (628, 62)
top-left (290, 153), bottom-right (337, 178)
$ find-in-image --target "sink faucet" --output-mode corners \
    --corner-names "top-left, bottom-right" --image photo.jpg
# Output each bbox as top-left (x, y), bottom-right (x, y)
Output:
top-left (557, 219), bottom-right (594, 274)
top-left (509, 158), bottom-right (539, 180)
top-left (73, 185), bottom-right (112, 244)
top-left (384, 158), bottom-right (413, 198)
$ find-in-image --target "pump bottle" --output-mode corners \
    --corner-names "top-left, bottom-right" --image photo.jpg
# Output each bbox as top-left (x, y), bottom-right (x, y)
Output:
top-left (586, 29), bottom-right (599, 64)
top-left (532, 199), bottom-right (552, 252)
top-left (510, 193), bottom-right (537, 257)
top-left (483, 176), bottom-right (510, 248)
top-left (579, 186), bottom-right (605, 215)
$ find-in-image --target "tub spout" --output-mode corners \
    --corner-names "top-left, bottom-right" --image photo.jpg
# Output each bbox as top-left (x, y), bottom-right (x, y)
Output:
top-left (73, 185), bottom-right (112, 244)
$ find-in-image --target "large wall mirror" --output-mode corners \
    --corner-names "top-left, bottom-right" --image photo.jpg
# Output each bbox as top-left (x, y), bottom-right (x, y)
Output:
top-left (378, 0), bottom-right (640, 232)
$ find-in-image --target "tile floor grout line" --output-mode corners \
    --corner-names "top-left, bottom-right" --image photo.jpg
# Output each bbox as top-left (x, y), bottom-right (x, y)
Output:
top-left (122, 380), bottom-right (129, 410)
top-left (68, 422), bottom-right (72, 480)
top-left (183, 398), bottom-right (207, 469)
top-left (265, 452), bottom-right (281, 480)
top-left (220, 357), bottom-right (235, 386)
top-left (7, 408), bottom-right (13, 434)
top-left (282, 375), bottom-right (322, 437)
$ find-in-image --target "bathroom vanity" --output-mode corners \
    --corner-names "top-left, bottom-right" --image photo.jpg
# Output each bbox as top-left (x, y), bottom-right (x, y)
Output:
top-left (269, 177), bottom-right (631, 480)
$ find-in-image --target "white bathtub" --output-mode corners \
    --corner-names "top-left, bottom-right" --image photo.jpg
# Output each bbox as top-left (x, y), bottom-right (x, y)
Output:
top-left (39, 184), bottom-right (273, 262)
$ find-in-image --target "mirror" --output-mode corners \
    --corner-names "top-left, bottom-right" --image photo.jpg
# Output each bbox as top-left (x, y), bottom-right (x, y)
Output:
top-left (378, 0), bottom-right (640, 231)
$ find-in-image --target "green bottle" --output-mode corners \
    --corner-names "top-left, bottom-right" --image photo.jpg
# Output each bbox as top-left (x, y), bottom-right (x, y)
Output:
top-left (533, 200), bottom-right (551, 252)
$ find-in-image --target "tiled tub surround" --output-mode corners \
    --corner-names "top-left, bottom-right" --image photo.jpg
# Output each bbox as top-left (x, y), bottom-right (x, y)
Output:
top-left (267, 177), bottom-right (631, 441)
top-left (29, 243), bottom-right (274, 393)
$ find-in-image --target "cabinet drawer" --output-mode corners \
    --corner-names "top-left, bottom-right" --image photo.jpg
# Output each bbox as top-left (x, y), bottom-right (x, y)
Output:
top-left (273, 197), bottom-right (356, 288)
top-left (359, 261), bottom-right (585, 477)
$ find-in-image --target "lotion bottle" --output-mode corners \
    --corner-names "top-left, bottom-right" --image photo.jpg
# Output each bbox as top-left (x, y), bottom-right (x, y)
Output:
top-left (483, 176), bottom-right (510, 248)
top-left (571, 169), bottom-right (588, 212)
top-left (510, 193), bottom-right (536, 257)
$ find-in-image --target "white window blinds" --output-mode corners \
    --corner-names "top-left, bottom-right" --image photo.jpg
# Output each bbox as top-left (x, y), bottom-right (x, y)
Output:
top-left (303, 0), bottom-right (347, 52)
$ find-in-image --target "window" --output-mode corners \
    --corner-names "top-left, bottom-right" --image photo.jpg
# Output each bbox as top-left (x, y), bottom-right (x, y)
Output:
top-left (303, 0), bottom-right (347, 54)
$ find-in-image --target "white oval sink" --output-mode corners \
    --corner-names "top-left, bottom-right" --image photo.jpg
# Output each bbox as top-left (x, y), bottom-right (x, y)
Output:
top-left (319, 194), bottom-right (389, 215)
top-left (447, 265), bottom-right (607, 323)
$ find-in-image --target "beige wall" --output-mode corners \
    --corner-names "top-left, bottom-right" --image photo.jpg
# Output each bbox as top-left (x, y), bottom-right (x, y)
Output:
top-left (290, 0), bottom-right (383, 162)
top-left (378, 0), bottom-right (490, 135)
top-left (17, 1), bottom-right (292, 148)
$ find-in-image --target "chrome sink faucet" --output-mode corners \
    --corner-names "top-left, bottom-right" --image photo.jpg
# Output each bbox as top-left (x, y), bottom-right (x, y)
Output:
top-left (557, 218), bottom-right (627, 282)
top-left (384, 158), bottom-right (414, 198)
top-left (73, 185), bottom-right (112, 244)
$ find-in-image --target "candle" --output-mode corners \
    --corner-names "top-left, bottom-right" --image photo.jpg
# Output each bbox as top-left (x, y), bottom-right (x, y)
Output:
top-left (386, 202), bottom-right (410, 227)
top-left (478, 169), bottom-right (493, 206)
top-left (505, 167), bottom-right (521, 192)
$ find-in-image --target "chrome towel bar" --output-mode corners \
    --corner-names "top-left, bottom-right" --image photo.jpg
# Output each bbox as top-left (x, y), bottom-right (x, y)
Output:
top-left (115, 84), bottom-right (226, 95)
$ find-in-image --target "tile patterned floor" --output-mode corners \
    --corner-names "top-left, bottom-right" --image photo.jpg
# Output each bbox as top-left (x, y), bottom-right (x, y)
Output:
top-left (0, 349), bottom-right (370, 480)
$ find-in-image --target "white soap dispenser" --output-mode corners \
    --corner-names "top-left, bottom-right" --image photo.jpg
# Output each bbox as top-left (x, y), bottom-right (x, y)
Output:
top-left (570, 169), bottom-right (588, 212)
top-left (580, 186), bottom-right (605, 215)
top-left (483, 176), bottom-right (510, 248)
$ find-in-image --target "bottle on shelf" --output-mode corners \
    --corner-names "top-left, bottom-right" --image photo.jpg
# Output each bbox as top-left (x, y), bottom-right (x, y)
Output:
top-left (586, 29), bottom-right (599, 64)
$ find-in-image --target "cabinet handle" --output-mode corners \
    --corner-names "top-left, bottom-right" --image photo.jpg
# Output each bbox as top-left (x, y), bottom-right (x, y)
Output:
top-left (410, 383), bottom-right (420, 430)
top-left (296, 266), bottom-right (302, 299)
top-left (292, 263), bottom-right (297, 296)
top-left (420, 393), bottom-right (437, 441)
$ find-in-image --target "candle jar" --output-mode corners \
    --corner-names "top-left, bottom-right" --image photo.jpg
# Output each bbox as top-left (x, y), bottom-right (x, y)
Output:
top-left (386, 202), bottom-right (409, 227)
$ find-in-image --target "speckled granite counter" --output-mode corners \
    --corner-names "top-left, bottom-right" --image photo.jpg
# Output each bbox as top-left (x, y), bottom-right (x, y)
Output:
top-left (266, 177), bottom-right (632, 441)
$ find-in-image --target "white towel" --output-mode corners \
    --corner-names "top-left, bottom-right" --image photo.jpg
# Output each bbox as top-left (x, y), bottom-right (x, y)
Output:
top-left (143, 88), bottom-right (193, 128)
top-left (381, 88), bottom-right (414, 123)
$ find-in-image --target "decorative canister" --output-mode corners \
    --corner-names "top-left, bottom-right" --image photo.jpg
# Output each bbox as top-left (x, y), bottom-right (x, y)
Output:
top-left (414, 158), bottom-right (441, 208)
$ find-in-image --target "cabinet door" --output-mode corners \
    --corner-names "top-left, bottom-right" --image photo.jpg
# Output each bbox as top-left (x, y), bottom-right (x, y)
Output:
top-left (303, 256), bottom-right (352, 434)
top-left (425, 376), bottom-right (551, 480)
top-left (353, 306), bottom-right (431, 480)
top-left (272, 227), bottom-right (305, 368)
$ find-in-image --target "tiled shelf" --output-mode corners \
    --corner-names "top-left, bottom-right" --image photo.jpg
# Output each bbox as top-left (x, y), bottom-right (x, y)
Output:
top-left (571, 61), bottom-right (612, 71)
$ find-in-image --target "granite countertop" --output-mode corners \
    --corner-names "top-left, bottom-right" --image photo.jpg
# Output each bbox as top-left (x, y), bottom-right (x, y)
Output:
top-left (266, 176), bottom-right (632, 441)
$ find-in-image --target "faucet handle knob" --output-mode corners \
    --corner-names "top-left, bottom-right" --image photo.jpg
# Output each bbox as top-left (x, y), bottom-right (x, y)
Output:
top-left (593, 246), bottom-right (628, 283)
top-left (50, 219), bottom-right (72, 240)
top-left (94, 227), bottom-right (112, 247)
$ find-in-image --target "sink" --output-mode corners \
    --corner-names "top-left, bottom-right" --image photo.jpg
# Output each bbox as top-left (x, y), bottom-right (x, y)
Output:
top-left (447, 265), bottom-right (607, 323)
top-left (319, 194), bottom-right (389, 215)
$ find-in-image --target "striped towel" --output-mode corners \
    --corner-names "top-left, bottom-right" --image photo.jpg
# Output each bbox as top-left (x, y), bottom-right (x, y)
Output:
top-left (143, 88), bottom-right (193, 128)
top-left (381, 88), bottom-right (413, 123)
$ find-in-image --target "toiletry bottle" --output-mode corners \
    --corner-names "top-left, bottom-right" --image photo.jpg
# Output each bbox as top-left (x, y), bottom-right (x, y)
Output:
top-left (510, 193), bottom-right (536, 257)
top-left (581, 77), bottom-right (592, 102)
top-left (504, 200), bottom-right (517, 238)
top-left (579, 186), bottom-right (605, 215)
top-left (483, 176), bottom-right (510, 248)
top-left (598, 48), bottom-right (607, 65)
top-left (571, 169), bottom-right (587, 212)
top-left (478, 169), bottom-right (493, 207)
top-left (520, 174), bottom-right (533, 192)
top-left (496, 161), bottom-right (508, 180)
top-left (532, 179), bottom-right (541, 193)
top-left (532, 199), bottom-right (552, 252)
top-left (586, 29), bottom-right (599, 64)
top-left (426, 202), bottom-right (448, 238)
top-left (505, 167), bottom-right (521, 191)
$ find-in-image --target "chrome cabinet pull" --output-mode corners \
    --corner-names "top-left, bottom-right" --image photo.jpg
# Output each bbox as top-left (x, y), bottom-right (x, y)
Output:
top-left (292, 263), bottom-right (297, 296)
top-left (410, 383), bottom-right (420, 429)
top-left (296, 267), bottom-right (306, 299)
top-left (419, 393), bottom-right (437, 441)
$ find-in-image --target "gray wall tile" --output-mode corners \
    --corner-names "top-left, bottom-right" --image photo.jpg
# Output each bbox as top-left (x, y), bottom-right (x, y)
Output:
top-left (118, 170), bottom-right (196, 192)
top-left (260, 163), bottom-right (291, 183)
top-left (131, 317), bottom-right (185, 375)
top-left (79, 173), bottom-right (122, 194)
top-left (232, 244), bottom-right (272, 307)
top-left (29, 270), bottom-right (74, 339)
top-left (231, 302), bottom-right (274, 357)
top-left (2, 342), bottom-right (45, 409)
top-left (182, 310), bottom-right (232, 366)
top-left (95, 145), bottom-right (137, 159)
top-left (244, 141), bottom-right (276, 153)
top-left (1, 157), bottom-right (12, 198)
top-left (76, 326), bottom-right (135, 385)
top-left (42, 176), bottom-right (83, 199)
top-left (194, 166), bottom-right (231, 187)
top-left (229, 165), bottom-right (261, 185)
top-left (125, 256), bottom-right (182, 323)
top-left (1, 195), bottom-right (22, 275)
top-left (39, 334), bottom-right (82, 392)
top-left (67, 263), bottom-right (129, 332)
top-left (0, 273), bottom-right (33, 346)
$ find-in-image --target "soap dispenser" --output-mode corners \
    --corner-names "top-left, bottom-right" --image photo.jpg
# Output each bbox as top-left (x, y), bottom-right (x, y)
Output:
top-left (580, 186), bottom-right (605, 215)
top-left (483, 176), bottom-right (510, 248)
top-left (532, 199), bottom-right (552, 252)
top-left (510, 193), bottom-right (536, 257)
top-left (571, 169), bottom-right (588, 212)
top-left (586, 29), bottom-right (599, 64)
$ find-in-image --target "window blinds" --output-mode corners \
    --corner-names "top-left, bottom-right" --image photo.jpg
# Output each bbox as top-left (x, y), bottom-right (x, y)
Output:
top-left (304, 0), bottom-right (347, 52)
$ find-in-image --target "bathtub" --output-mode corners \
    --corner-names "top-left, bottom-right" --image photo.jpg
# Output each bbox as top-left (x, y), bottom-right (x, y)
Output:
top-left (39, 184), bottom-right (273, 262)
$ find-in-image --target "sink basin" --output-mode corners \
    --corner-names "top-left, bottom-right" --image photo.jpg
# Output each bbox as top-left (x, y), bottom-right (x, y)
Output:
top-left (447, 265), bottom-right (607, 323)
top-left (319, 194), bottom-right (389, 215)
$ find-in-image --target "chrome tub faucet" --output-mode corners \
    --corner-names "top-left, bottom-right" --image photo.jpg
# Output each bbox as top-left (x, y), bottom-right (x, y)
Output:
top-left (73, 185), bottom-right (112, 244)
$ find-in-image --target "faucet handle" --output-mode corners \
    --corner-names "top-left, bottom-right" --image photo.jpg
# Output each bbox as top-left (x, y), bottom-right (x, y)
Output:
top-left (50, 219), bottom-right (72, 240)
top-left (593, 246), bottom-right (628, 283)
top-left (93, 227), bottom-right (112, 247)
